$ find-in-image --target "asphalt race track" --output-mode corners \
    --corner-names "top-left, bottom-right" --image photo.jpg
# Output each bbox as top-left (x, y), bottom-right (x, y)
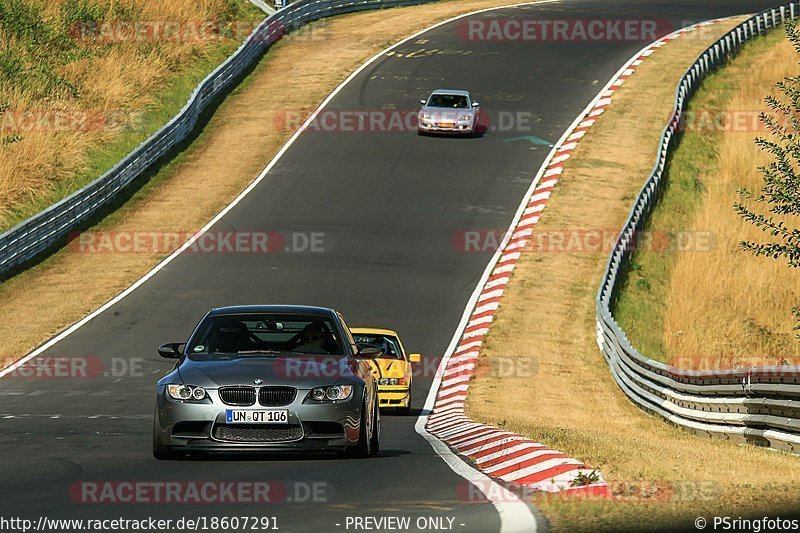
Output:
top-left (0, 1), bottom-right (784, 531)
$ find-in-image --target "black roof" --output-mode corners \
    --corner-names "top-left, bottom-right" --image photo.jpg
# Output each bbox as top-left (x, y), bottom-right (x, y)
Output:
top-left (208, 305), bottom-right (336, 317)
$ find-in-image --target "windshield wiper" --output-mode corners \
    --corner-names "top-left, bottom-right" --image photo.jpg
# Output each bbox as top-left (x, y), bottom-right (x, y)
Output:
top-left (236, 350), bottom-right (295, 355)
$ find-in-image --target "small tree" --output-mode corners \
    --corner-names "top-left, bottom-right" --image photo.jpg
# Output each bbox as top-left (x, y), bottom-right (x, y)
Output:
top-left (734, 22), bottom-right (800, 335)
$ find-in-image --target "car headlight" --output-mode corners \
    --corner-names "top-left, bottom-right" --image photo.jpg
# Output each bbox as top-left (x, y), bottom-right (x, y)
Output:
top-left (167, 384), bottom-right (206, 401)
top-left (421, 113), bottom-right (431, 120)
top-left (378, 378), bottom-right (407, 386)
top-left (307, 385), bottom-right (353, 402)
top-left (459, 115), bottom-right (472, 121)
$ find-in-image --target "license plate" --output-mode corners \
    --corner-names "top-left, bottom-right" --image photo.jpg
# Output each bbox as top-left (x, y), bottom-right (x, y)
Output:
top-left (439, 122), bottom-right (454, 128)
top-left (225, 409), bottom-right (288, 424)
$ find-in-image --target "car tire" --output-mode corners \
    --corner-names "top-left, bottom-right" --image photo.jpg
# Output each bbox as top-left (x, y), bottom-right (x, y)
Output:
top-left (153, 442), bottom-right (178, 460)
top-left (369, 398), bottom-right (380, 455)
top-left (345, 401), bottom-right (372, 458)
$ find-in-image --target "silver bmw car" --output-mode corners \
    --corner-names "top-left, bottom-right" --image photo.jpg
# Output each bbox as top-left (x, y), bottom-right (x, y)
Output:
top-left (418, 89), bottom-right (480, 136)
top-left (153, 305), bottom-right (381, 459)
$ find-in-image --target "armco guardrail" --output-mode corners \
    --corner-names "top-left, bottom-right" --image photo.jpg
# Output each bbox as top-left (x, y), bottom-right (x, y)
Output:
top-left (0, 0), bottom-right (435, 277)
top-left (597, 3), bottom-right (800, 453)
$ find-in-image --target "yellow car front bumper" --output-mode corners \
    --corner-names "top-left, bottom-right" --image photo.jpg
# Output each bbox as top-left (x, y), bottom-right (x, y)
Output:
top-left (377, 387), bottom-right (410, 408)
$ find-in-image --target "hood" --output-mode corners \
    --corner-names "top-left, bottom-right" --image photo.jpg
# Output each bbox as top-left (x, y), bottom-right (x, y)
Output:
top-left (369, 356), bottom-right (408, 379)
top-left (177, 355), bottom-right (353, 389)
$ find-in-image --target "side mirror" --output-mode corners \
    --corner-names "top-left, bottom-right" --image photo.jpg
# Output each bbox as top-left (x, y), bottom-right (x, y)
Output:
top-left (158, 342), bottom-right (184, 359)
top-left (420, 99), bottom-right (426, 105)
top-left (472, 102), bottom-right (480, 107)
top-left (409, 353), bottom-right (421, 363)
top-left (354, 344), bottom-right (382, 358)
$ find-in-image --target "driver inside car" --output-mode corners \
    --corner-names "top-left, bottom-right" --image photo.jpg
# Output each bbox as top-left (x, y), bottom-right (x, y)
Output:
top-left (293, 324), bottom-right (330, 354)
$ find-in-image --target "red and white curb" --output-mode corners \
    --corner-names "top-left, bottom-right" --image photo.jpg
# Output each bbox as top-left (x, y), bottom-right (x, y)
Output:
top-left (422, 18), bottom-right (729, 498)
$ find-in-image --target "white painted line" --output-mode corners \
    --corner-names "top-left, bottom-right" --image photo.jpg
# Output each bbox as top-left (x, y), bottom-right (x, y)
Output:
top-left (445, 362), bottom-right (476, 374)
top-left (467, 315), bottom-right (494, 328)
top-left (478, 289), bottom-right (505, 301)
top-left (483, 449), bottom-right (568, 474)
top-left (455, 340), bottom-right (483, 353)
top-left (437, 423), bottom-right (485, 439)
top-left (476, 442), bottom-right (548, 465)
top-left (446, 355), bottom-right (479, 367)
top-left (529, 190), bottom-right (552, 203)
top-left (459, 436), bottom-right (529, 456)
top-left (544, 166), bottom-right (570, 177)
top-left (463, 326), bottom-right (491, 338)
top-left (473, 300), bottom-right (501, 314)
top-left (447, 428), bottom-right (499, 445)
top-left (453, 432), bottom-right (516, 450)
top-left (499, 458), bottom-right (584, 482)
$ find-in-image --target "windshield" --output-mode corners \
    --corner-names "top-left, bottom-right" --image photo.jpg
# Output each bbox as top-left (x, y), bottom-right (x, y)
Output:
top-left (352, 333), bottom-right (403, 360)
top-left (426, 94), bottom-right (469, 109)
top-left (187, 314), bottom-right (344, 359)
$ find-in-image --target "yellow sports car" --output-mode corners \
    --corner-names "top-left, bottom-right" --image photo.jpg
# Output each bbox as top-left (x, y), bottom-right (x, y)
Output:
top-left (351, 328), bottom-right (420, 415)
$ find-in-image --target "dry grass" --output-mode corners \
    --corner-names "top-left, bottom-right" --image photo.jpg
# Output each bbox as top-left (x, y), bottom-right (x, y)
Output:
top-left (662, 33), bottom-right (800, 365)
top-left (0, 0), bottom-right (543, 366)
top-left (464, 20), bottom-right (800, 531)
top-left (0, 0), bottom-right (258, 230)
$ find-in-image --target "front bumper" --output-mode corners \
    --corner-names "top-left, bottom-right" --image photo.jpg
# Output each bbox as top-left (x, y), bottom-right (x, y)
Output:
top-left (418, 120), bottom-right (473, 134)
top-left (154, 387), bottom-right (364, 453)
top-left (377, 387), bottom-right (410, 408)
